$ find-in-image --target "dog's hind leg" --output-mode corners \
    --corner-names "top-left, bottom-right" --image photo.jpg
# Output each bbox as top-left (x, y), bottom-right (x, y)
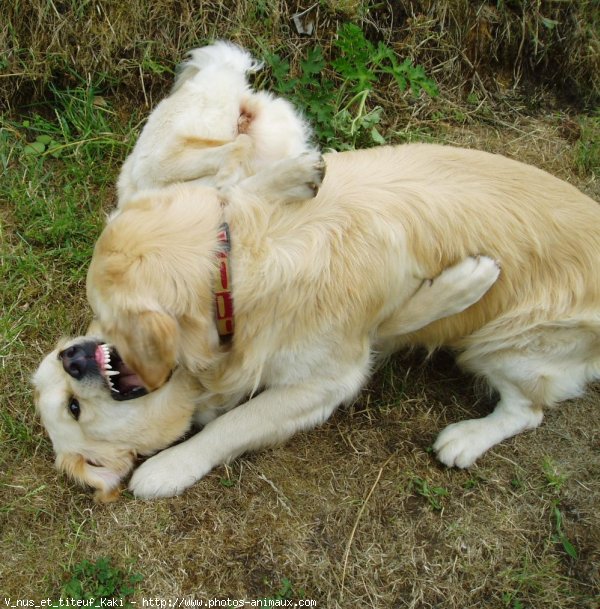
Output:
top-left (434, 379), bottom-right (543, 468)
top-left (434, 319), bottom-right (600, 468)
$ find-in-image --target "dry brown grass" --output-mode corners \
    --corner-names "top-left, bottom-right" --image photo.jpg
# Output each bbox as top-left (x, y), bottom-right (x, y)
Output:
top-left (1, 1), bottom-right (599, 606)
top-left (1, 1), bottom-right (599, 110)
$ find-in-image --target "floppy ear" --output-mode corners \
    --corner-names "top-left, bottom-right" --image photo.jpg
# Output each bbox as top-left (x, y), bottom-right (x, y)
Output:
top-left (56, 453), bottom-right (127, 503)
top-left (115, 310), bottom-right (179, 392)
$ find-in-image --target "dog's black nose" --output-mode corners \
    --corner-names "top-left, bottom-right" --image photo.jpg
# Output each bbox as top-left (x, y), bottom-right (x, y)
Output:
top-left (59, 345), bottom-right (90, 380)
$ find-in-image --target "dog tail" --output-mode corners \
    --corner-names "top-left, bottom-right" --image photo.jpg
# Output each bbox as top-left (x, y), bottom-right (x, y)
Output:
top-left (173, 40), bottom-right (262, 92)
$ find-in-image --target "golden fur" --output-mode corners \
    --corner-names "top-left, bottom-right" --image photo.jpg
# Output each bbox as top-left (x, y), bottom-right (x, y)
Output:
top-left (33, 40), bottom-right (325, 499)
top-left (74, 143), bottom-right (600, 498)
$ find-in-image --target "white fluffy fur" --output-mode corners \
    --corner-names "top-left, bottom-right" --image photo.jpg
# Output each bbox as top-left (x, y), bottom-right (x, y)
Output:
top-left (116, 40), bottom-right (316, 205)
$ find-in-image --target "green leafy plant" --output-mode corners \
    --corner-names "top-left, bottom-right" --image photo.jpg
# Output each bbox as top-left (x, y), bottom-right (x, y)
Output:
top-left (575, 112), bottom-right (599, 176)
top-left (23, 132), bottom-right (62, 157)
top-left (331, 23), bottom-right (439, 97)
top-left (260, 577), bottom-right (304, 604)
top-left (502, 591), bottom-right (525, 609)
top-left (219, 477), bottom-right (236, 488)
top-left (56, 558), bottom-right (143, 606)
top-left (411, 476), bottom-right (449, 511)
top-left (265, 46), bottom-right (337, 144)
top-left (264, 23), bottom-right (438, 150)
top-left (551, 504), bottom-right (578, 559)
top-left (16, 85), bottom-right (125, 162)
top-left (542, 458), bottom-right (566, 493)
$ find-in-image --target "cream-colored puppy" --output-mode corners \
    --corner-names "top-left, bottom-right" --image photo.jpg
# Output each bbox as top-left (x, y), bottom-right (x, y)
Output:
top-left (76, 143), bottom-right (599, 499)
top-left (116, 40), bottom-right (317, 206)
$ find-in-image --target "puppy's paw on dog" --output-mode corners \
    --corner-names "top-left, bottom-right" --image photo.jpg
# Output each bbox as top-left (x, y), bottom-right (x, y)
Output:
top-left (299, 151), bottom-right (326, 197)
top-left (213, 134), bottom-right (255, 191)
top-left (272, 151), bottom-right (326, 202)
top-left (234, 150), bottom-right (326, 204)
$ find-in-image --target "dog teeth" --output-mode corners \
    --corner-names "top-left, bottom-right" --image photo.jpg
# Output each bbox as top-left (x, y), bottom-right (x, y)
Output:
top-left (100, 344), bottom-right (119, 392)
top-left (101, 344), bottom-right (113, 370)
top-left (101, 344), bottom-right (111, 362)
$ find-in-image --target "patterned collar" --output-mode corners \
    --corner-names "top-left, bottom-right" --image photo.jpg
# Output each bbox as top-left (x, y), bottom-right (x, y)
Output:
top-left (214, 223), bottom-right (234, 341)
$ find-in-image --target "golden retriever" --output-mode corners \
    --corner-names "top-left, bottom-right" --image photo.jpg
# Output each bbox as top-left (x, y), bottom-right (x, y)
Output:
top-left (34, 41), bottom-right (326, 500)
top-left (35, 144), bottom-right (599, 500)
top-left (116, 40), bottom-right (317, 207)
top-left (74, 143), bottom-right (600, 499)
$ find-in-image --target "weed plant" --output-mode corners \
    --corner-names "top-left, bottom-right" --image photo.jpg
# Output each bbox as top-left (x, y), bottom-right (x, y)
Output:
top-left (56, 558), bottom-right (143, 606)
top-left (264, 23), bottom-right (438, 149)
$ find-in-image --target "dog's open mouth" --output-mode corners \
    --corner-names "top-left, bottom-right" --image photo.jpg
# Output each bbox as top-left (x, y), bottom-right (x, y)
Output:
top-left (95, 344), bottom-right (148, 401)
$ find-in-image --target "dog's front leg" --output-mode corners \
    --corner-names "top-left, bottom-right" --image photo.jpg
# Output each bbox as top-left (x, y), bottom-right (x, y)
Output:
top-left (129, 373), bottom-right (363, 499)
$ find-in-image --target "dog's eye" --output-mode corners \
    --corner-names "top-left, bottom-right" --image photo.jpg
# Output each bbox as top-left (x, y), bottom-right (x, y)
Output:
top-left (68, 398), bottom-right (81, 421)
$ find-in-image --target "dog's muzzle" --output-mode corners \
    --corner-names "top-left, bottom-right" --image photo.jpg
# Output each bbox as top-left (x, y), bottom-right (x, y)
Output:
top-left (58, 341), bottom-right (149, 401)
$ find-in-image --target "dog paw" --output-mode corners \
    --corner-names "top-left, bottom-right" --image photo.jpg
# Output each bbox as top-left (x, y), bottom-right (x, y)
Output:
top-left (431, 255), bottom-right (500, 314)
top-left (278, 151), bottom-right (326, 201)
top-left (214, 134), bottom-right (255, 190)
top-left (433, 419), bottom-right (494, 469)
top-left (129, 446), bottom-right (209, 499)
top-left (225, 150), bottom-right (325, 204)
top-left (304, 151), bottom-right (326, 195)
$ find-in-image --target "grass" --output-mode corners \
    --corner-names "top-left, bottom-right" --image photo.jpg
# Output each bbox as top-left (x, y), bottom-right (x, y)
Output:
top-left (575, 112), bottom-right (600, 178)
top-left (0, 86), bottom-right (129, 523)
top-left (410, 476), bottom-right (450, 511)
top-left (1, 2), bottom-right (599, 607)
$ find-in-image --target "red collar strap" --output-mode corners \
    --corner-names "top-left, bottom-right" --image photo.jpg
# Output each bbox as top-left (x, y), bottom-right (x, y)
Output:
top-left (215, 223), bottom-right (234, 341)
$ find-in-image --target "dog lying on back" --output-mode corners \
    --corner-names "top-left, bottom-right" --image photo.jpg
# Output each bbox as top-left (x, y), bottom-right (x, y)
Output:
top-left (35, 143), bottom-right (599, 500)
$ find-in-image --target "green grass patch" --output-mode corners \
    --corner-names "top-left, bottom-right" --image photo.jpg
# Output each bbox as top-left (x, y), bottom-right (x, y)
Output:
top-left (540, 459), bottom-right (579, 560)
top-left (261, 577), bottom-right (304, 604)
top-left (1, 85), bottom-right (133, 284)
top-left (410, 476), bottom-right (449, 511)
top-left (575, 112), bottom-right (600, 177)
top-left (54, 558), bottom-right (143, 606)
top-left (0, 85), bottom-right (133, 457)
